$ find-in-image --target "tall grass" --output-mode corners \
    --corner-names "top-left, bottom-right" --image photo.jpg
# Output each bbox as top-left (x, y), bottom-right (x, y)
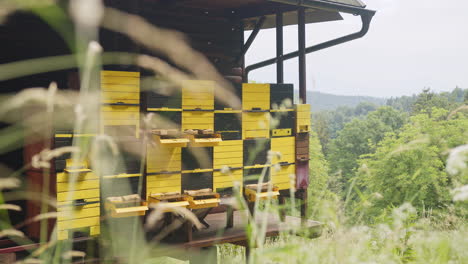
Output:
top-left (0, 1), bottom-right (467, 264)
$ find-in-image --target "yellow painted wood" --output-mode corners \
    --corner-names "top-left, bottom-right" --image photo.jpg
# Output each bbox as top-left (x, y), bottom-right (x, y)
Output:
top-left (147, 108), bottom-right (182, 112)
top-left (58, 230), bottom-right (68, 240)
top-left (54, 134), bottom-right (73, 138)
top-left (90, 225), bottom-right (100, 236)
top-left (296, 111), bottom-right (310, 119)
top-left (272, 137), bottom-right (294, 148)
top-left (272, 129), bottom-right (292, 137)
top-left (187, 198), bottom-right (220, 209)
top-left (244, 164), bottom-right (270, 169)
top-left (214, 181), bottom-right (240, 189)
top-left (275, 182), bottom-right (293, 190)
top-left (147, 145), bottom-right (181, 172)
top-left (213, 145), bottom-right (243, 153)
top-left (213, 152), bottom-right (243, 159)
top-left (101, 76), bottom-right (140, 86)
top-left (295, 104), bottom-right (311, 112)
top-left (181, 168), bottom-right (213, 174)
top-left (147, 180), bottom-right (180, 188)
top-left (101, 111), bottom-right (139, 120)
top-left (183, 96), bottom-right (213, 102)
top-left (216, 140), bottom-right (243, 146)
top-left (243, 83), bottom-right (270, 93)
top-left (182, 81), bottom-right (214, 109)
top-left (214, 110), bottom-right (242, 113)
top-left (101, 84), bottom-right (139, 92)
top-left (242, 112), bottom-right (270, 139)
top-left (271, 164), bottom-right (295, 190)
top-left (102, 173), bottom-right (142, 179)
top-left (270, 109), bottom-right (294, 112)
top-left (101, 71), bottom-right (140, 77)
top-left (147, 173), bottom-right (181, 182)
top-left (213, 159), bottom-right (242, 169)
top-left (57, 189), bottom-right (99, 202)
top-left (101, 91), bottom-right (139, 102)
top-left (181, 111), bottom-right (214, 131)
top-left (57, 179), bottom-right (99, 192)
top-left (148, 186), bottom-right (180, 195)
top-left (147, 173), bottom-right (181, 198)
top-left (243, 112), bottom-right (270, 123)
top-left (181, 80), bottom-right (215, 93)
top-left (112, 206), bottom-right (148, 218)
top-left (243, 129), bottom-right (270, 139)
top-left (57, 172), bottom-right (98, 183)
top-left (101, 105), bottom-right (139, 112)
top-left (242, 84), bottom-right (270, 110)
top-left (296, 118), bottom-right (311, 133)
top-left (57, 198), bottom-right (99, 208)
top-left (58, 206), bottom-right (100, 221)
top-left (57, 216), bottom-right (100, 231)
top-left (214, 171), bottom-right (242, 183)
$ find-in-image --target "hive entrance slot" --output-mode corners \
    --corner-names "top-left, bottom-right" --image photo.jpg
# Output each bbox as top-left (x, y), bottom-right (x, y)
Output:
top-left (152, 129), bottom-right (189, 147)
top-left (105, 194), bottom-right (148, 218)
top-left (244, 182), bottom-right (280, 202)
top-left (184, 129), bottom-right (222, 147)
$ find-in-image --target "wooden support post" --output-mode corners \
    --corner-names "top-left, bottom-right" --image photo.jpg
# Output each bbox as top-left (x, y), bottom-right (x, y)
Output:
top-left (226, 205), bottom-right (234, 229)
top-left (278, 195), bottom-right (286, 222)
top-left (184, 220), bottom-right (193, 242)
top-left (295, 189), bottom-right (308, 220)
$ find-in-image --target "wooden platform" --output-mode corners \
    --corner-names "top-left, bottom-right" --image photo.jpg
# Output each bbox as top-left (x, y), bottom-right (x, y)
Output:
top-left (181, 210), bottom-right (322, 248)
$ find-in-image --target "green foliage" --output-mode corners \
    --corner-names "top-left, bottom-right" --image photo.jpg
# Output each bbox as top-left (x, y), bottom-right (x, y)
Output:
top-left (327, 106), bottom-right (407, 192)
top-left (312, 102), bottom-right (379, 154)
top-left (357, 108), bottom-right (468, 217)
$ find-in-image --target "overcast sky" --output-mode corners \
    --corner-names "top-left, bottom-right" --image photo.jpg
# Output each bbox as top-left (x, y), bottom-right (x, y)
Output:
top-left (245, 0), bottom-right (468, 98)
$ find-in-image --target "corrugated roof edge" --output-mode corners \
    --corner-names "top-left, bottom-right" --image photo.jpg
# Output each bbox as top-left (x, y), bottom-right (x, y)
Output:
top-left (324, 0), bottom-right (366, 8)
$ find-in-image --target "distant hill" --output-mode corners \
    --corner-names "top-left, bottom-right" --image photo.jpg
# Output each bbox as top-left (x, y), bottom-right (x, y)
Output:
top-left (296, 91), bottom-right (386, 112)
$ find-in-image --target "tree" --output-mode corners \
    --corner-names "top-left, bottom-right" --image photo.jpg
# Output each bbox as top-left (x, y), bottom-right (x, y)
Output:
top-left (327, 107), bottom-right (407, 193)
top-left (357, 108), bottom-right (468, 213)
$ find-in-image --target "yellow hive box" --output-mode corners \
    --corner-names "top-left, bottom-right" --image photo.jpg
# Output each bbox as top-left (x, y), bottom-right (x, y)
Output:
top-left (242, 83), bottom-right (270, 111)
top-left (213, 170), bottom-right (243, 190)
top-left (101, 71), bottom-right (140, 85)
top-left (182, 80), bottom-right (215, 110)
top-left (213, 140), bottom-right (243, 169)
top-left (271, 137), bottom-right (295, 164)
top-left (182, 111), bottom-right (214, 131)
top-left (56, 171), bottom-right (98, 183)
top-left (242, 112), bottom-right (270, 139)
top-left (101, 91), bottom-right (139, 105)
top-left (147, 173), bottom-right (181, 195)
top-left (58, 205), bottom-right (100, 222)
top-left (296, 118), bottom-right (311, 133)
top-left (57, 216), bottom-right (100, 231)
top-left (56, 179), bottom-right (99, 193)
top-left (270, 164), bottom-right (295, 190)
top-left (295, 104), bottom-right (311, 133)
top-left (147, 145), bottom-right (181, 173)
top-left (57, 189), bottom-right (100, 202)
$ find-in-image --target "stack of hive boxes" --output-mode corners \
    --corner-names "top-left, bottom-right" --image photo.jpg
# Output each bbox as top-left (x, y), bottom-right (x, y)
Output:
top-left (295, 104), bottom-right (311, 190)
top-left (213, 84), bottom-right (243, 196)
top-left (100, 71), bottom-right (147, 219)
top-left (145, 78), bottom-right (184, 200)
top-left (54, 133), bottom-right (100, 240)
top-left (100, 71), bottom-right (140, 138)
top-left (180, 81), bottom-right (216, 195)
top-left (269, 84), bottom-right (296, 191)
top-left (52, 70), bottom-right (311, 240)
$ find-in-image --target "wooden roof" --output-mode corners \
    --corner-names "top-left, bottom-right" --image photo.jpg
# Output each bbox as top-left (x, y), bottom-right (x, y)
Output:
top-left (146, 0), bottom-right (371, 30)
